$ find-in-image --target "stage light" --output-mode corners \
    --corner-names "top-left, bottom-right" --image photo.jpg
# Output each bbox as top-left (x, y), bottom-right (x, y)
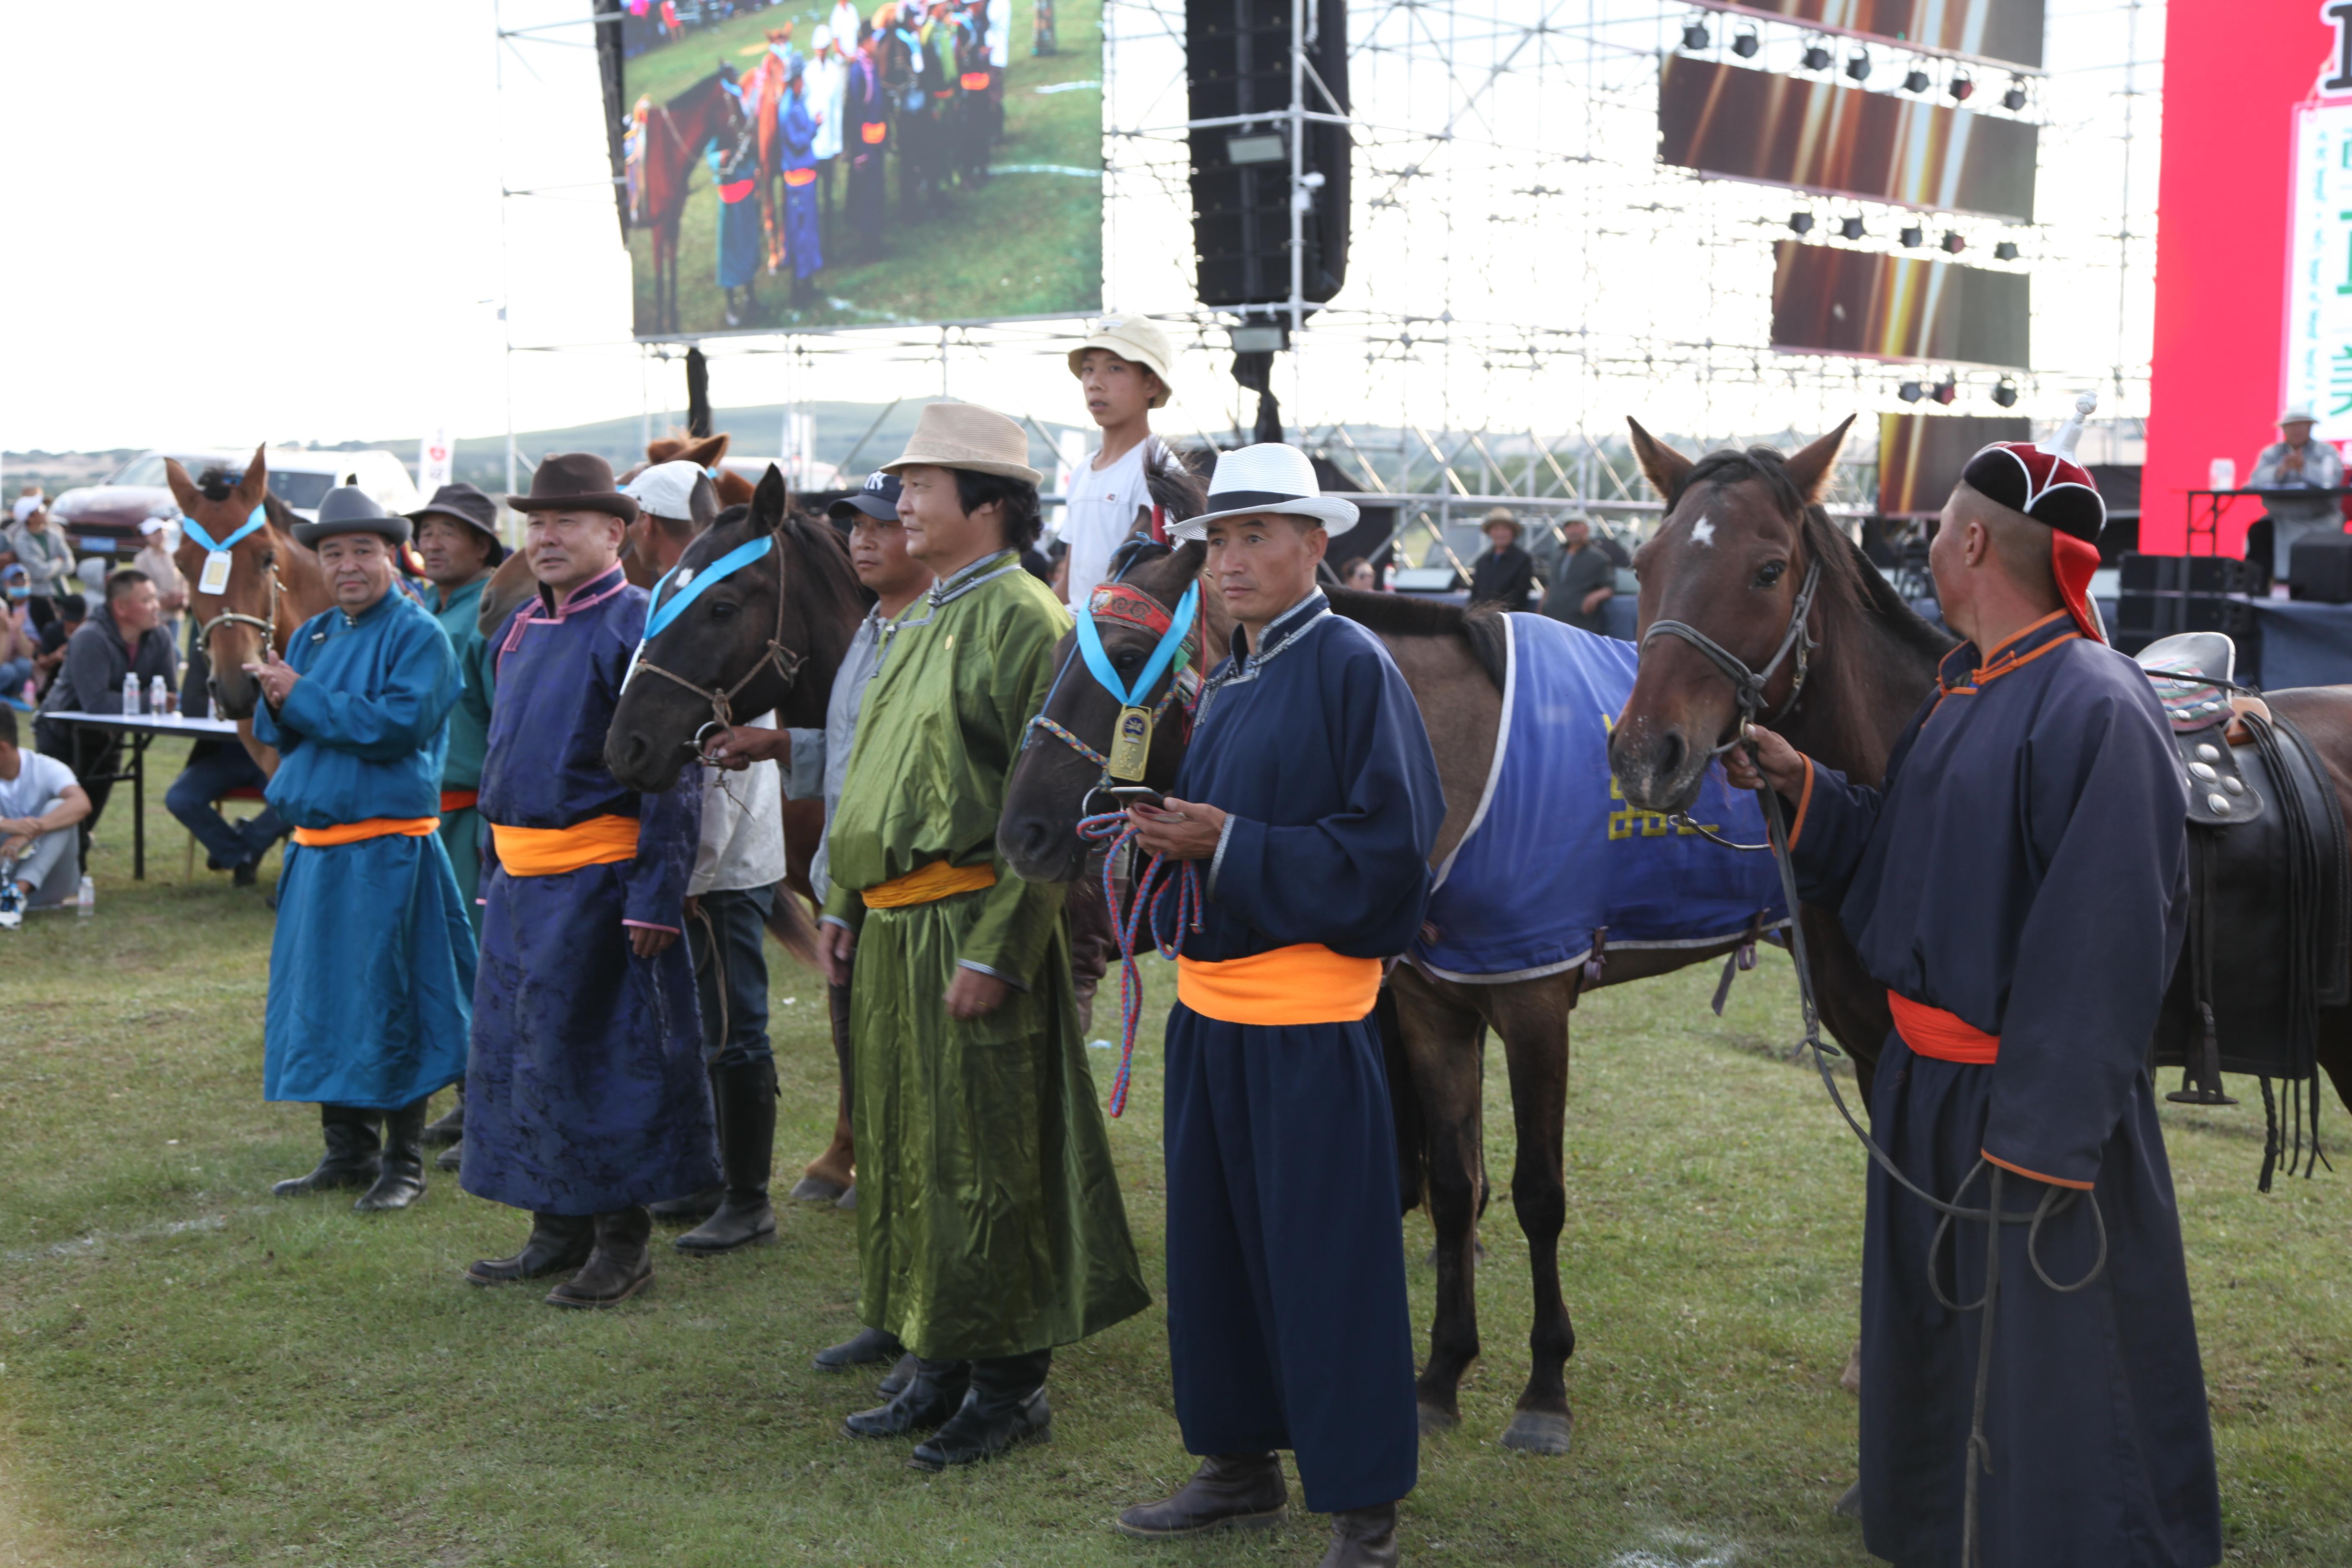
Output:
top-left (1900, 224), bottom-right (1924, 248)
top-left (1950, 73), bottom-right (1974, 101)
top-left (1682, 18), bottom-right (1710, 49)
top-left (1994, 240), bottom-right (2020, 261)
top-left (1839, 216), bottom-right (1865, 241)
top-left (1899, 381), bottom-right (1926, 403)
top-left (1932, 378), bottom-right (1958, 406)
top-left (1789, 212), bottom-right (1815, 235)
top-left (1992, 378), bottom-right (2019, 408)
top-left (1801, 41), bottom-right (1831, 70)
top-left (1732, 30), bottom-right (1759, 57)
top-left (1940, 231), bottom-right (1965, 254)
top-left (1903, 68), bottom-right (1930, 93)
top-left (1846, 49), bottom-right (1871, 81)
top-left (2002, 78), bottom-right (2027, 111)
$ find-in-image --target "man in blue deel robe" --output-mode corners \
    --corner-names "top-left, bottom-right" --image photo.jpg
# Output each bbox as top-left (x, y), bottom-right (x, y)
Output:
top-left (1731, 415), bottom-right (2221, 1568)
top-left (251, 487), bottom-right (474, 1216)
top-left (460, 452), bottom-right (713, 1310)
top-left (1115, 445), bottom-right (1444, 1568)
top-left (781, 61), bottom-right (824, 306)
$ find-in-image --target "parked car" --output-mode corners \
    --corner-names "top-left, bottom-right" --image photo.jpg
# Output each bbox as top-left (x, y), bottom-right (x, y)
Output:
top-left (47, 448), bottom-right (421, 560)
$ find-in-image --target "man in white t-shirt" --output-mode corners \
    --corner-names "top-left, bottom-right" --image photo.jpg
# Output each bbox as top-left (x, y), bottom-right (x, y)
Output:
top-left (1063, 315), bottom-right (1178, 609)
top-left (0, 705), bottom-right (90, 927)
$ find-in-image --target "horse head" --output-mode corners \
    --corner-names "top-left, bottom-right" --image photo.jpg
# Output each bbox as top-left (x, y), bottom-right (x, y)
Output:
top-left (603, 465), bottom-right (865, 792)
top-left (165, 445), bottom-right (304, 720)
top-left (1608, 417), bottom-right (1853, 815)
top-left (998, 538), bottom-right (1215, 884)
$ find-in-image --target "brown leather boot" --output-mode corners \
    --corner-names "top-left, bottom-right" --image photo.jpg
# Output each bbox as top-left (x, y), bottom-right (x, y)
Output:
top-left (1318, 1504), bottom-right (1400, 1568)
top-left (1114, 1452), bottom-right (1289, 1538)
top-left (544, 1206), bottom-right (654, 1308)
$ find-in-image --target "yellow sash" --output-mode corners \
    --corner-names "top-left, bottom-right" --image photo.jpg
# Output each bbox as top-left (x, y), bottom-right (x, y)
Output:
top-left (862, 860), bottom-right (997, 909)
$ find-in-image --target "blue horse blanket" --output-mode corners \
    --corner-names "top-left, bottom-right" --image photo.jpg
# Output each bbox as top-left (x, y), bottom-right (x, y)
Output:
top-left (1409, 614), bottom-right (1787, 983)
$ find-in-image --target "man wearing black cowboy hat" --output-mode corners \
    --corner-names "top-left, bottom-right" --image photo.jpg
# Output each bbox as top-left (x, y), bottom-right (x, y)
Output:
top-left (250, 487), bottom-right (477, 1216)
top-left (405, 482), bottom-right (507, 1164)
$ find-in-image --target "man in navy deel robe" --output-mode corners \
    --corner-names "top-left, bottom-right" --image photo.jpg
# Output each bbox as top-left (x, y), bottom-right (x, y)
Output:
top-left (1729, 404), bottom-right (2221, 1568)
top-left (1114, 444), bottom-right (1443, 1568)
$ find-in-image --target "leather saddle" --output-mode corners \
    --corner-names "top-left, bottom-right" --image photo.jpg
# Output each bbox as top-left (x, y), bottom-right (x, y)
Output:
top-left (2138, 634), bottom-right (2346, 1188)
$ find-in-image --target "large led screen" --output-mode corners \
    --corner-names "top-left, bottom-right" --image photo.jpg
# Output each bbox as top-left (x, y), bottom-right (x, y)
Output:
top-left (603, 0), bottom-right (1103, 336)
top-left (1878, 414), bottom-right (2029, 517)
top-left (1659, 57), bottom-right (2037, 223)
top-left (1694, 0), bottom-right (2045, 69)
top-left (1771, 242), bottom-right (2030, 368)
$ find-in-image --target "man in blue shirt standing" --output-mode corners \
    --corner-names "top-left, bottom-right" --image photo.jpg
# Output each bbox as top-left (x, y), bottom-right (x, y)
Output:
top-left (250, 488), bottom-right (476, 1215)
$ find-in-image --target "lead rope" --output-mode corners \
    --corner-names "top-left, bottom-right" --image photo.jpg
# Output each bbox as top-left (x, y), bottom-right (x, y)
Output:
top-left (1075, 810), bottom-right (1201, 1117)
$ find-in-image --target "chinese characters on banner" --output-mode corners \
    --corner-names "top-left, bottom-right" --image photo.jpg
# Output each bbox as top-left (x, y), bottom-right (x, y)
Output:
top-left (2285, 98), bottom-right (2352, 422)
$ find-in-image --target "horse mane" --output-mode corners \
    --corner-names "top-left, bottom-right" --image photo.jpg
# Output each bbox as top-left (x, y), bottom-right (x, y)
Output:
top-left (713, 500), bottom-right (867, 622)
top-left (1674, 444), bottom-right (1953, 665)
top-left (1327, 587), bottom-right (1510, 693)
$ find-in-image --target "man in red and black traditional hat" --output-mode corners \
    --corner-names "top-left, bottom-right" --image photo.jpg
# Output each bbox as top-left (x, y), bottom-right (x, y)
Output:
top-left (1730, 395), bottom-right (2222, 1568)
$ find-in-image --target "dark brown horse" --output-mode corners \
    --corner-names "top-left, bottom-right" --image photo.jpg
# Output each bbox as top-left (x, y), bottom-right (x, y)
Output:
top-left (996, 538), bottom-right (1889, 1454)
top-left (163, 447), bottom-right (332, 722)
top-left (634, 68), bottom-right (745, 335)
top-left (1605, 419), bottom-right (2352, 1129)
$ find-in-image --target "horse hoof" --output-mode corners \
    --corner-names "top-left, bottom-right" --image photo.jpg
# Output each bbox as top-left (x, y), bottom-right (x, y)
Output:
top-left (789, 1175), bottom-right (850, 1203)
top-left (1499, 1409), bottom-right (1573, 1455)
top-left (1833, 1481), bottom-right (1862, 1520)
top-left (1416, 1402), bottom-right (1460, 1437)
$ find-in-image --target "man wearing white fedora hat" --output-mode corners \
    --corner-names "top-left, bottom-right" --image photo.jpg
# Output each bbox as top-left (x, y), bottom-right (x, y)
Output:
top-left (817, 400), bottom-right (1149, 1470)
top-left (1114, 442), bottom-right (1443, 1568)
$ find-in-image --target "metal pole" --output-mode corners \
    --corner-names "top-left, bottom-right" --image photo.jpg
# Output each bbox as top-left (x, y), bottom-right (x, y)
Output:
top-left (1287, 0), bottom-right (1306, 341)
top-left (495, 0), bottom-right (517, 498)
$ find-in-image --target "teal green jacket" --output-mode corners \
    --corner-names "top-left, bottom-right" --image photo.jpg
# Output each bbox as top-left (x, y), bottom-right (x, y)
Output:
top-left (428, 574), bottom-right (495, 793)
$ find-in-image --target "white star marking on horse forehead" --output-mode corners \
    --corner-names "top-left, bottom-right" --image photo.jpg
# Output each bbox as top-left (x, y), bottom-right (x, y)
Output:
top-left (1689, 515), bottom-right (1716, 548)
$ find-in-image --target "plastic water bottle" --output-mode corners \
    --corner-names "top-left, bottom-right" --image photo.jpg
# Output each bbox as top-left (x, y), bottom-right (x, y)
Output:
top-left (148, 675), bottom-right (168, 717)
top-left (121, 673), bottom-right (141, 716)
top-left (76, 874), bottom-right (94, 919)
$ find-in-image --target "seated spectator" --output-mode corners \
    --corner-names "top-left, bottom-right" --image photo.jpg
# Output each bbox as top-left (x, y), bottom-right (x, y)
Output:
top-left (0, 600), bottom-right (37, 709)
top-left (167, 738), bottom-right (286, 889)
top-left (1538, 513), bottom-right (1617, 635)
top-left (1467, 507), bottom-right (1537, 608)
top-left (0, 705), bottom-right (92, 927)
top-left (35, 570), bottom-right (175, 855)
top-left (6, 498), bottom-right (76, 620)
top-left (134, 519), bottom-right (191, 652)
top-left (32, 593), bottom-right (87, 696)
top-left (1338, 555), bottom-right (1378, 591)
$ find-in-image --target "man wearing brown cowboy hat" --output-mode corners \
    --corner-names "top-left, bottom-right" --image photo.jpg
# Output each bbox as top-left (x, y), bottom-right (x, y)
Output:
top-left (460, 454), bottom-right (716, 1308)
top-left (404, 481), bottom-right (507, 1165)
top-left (1466, 505), bottom-right (1536, 609)
top-left (815, 401), bottom-right (1148, 1468)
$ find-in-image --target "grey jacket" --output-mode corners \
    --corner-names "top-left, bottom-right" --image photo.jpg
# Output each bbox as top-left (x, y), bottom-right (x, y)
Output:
top-left (39, 604), bottom-right (178, 716)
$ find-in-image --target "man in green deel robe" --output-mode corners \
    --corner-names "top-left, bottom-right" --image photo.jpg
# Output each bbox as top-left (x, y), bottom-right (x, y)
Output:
top-left (818, 400), bottom-right (1150, 1472)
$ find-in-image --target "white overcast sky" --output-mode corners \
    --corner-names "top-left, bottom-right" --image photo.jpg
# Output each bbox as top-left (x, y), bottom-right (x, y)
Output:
top-left (2, 1), bottom-right (2161, 461)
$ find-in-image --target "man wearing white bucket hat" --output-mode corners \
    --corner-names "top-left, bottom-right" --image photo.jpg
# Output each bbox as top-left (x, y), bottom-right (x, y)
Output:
top-left (1064, 314), bottom-right (1189, 610)
top-left (1114, 442), bottom-right (1444, 1568)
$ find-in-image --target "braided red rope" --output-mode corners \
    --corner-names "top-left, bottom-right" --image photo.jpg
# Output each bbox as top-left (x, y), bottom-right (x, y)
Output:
top-left (1076, 811), bottom-right (1202, 1116)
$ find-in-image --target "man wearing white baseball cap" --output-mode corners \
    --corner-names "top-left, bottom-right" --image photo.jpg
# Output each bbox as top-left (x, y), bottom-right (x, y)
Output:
top-left (1064, 314), bottom-right (1190, 610)
top-left (2249, 405), bottom-right (2347, 580)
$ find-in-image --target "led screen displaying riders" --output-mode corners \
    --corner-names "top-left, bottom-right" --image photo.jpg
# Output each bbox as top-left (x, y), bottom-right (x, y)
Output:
top-left (599, 0), bottom-right (1104, 336)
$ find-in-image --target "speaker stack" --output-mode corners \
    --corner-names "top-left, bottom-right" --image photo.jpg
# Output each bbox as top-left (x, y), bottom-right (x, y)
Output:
top-left (2113, 553), bottom-right (2260, 676)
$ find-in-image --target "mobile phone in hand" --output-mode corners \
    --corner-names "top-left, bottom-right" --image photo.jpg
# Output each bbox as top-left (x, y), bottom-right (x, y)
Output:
top-left (1108, 785), bottom-right (1167, 812)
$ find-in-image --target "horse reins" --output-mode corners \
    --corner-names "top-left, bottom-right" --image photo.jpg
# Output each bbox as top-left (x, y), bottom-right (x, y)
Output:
top-left (1645, 529), bottom-right (2105, 1568)
top-left (627, 525), bottom-right (810, 753)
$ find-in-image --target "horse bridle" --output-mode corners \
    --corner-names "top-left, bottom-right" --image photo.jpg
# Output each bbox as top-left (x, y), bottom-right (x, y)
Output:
top-left (1024, 562), bottom-right (1199, 813)
top-left (193, 552), bottom-right (286, 666)
top-left (1639, 556), bottom-right (1824, 755)
top-left (626, 523), bottom-right (809, 752)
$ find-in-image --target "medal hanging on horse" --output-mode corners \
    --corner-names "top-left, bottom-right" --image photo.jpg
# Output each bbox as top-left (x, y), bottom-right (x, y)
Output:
top-left (185, 504), bottom-right (268, 596)
top-left (1069, 578), bottom-right (1200, 787)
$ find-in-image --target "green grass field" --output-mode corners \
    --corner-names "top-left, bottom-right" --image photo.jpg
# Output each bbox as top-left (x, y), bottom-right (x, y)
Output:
top-left (0, 738), bottom-right (2347, 1565)
top-left (625, 0), bottom-right (1102, 334)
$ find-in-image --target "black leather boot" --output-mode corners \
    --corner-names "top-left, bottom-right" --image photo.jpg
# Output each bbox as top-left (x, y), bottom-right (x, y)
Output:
top-left (843, 1357), bottom-right (970, 1438)
top-left (813, 1326), bottom-right (904, 1370)
top-left (467, 1213), bottom-right (595, 1284)
top-left (1318, 1504), bottom-right (1400, 1568)
top-left (909, 1350), bottom-right (1052, 1471)
top-left (1114, 1452), bottom-right (1289, 1538)
top-left (420, 1086), bottom-right (463, 1147)
top-left (435, 1138), bottom-right (462, 1173)
top-left (271, 1104), bottom-right (381, 1197)
top-left (354, 1098), bottom-right (428, 1212)
top-left (676, 1060), bottom-right (778, 1253)
top-left (877, 1351), bottom-right (917, 1398)
top-left (650, 1066), bottom-right (724, 1222)
top-left (545, 1206), bottom-right (655, 1307)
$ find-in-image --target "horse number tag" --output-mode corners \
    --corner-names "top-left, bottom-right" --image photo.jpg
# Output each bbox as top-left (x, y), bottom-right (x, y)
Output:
top-left (1108, 706), bottom-right (1153, 780)
top-left (199, 552), bottom-right (232, 596)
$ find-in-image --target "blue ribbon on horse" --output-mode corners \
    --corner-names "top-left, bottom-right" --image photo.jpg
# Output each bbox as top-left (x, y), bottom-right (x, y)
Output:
top-left (644, 533), bottom-right (774, 641)
top-left (181, 505), bottom-right (267, 556)
top-left (1071, 580), bottom-right (1199, 709)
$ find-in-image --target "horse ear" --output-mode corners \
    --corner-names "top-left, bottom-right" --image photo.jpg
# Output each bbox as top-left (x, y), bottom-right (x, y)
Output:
top-left (1781, 415), bottom-right (1856, 505)
top-left (234, 446), bottom-right (269, 512)
top-left (163, 458), bottom-right (202, 515)
top-left (1626, 418), bottom-right (1693, 505)
top-left (753, 462), bottom-right (790, 525)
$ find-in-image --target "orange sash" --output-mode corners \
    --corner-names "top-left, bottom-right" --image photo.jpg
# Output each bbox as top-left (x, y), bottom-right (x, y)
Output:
top-left (960, 70), bottom-right (991, 90)
top-left (784, 167), bottom-right (816, 186)
top-left (292, 816), bottom-right (440, 848)
top-left (490, 815), bottom-right (641, 877)
top-left (1887, 989), bottom-right (2000, 1064)
top-left (862, 859), bottom-right (997, 909)
top-left (440, 789), bottom-right (479, 813)
top-left (1176, 944), bottom-right (1382, 1026)
top-left (861, 121), bottom-right (887, 144)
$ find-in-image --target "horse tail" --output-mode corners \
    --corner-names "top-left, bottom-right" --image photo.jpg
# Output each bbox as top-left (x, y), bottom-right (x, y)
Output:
top-left (763, 881), bottom-right (825, 971)
top-left (1375, 985), bottom-right (1430, 1216)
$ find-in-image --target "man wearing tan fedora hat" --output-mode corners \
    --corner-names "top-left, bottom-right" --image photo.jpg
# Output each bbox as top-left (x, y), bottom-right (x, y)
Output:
top-left (817, 400), bottom-right (1149, 1469)
top-left (1466, 505), bottom-right (1536, 609)
top-left (460, 453), bottom-right (717, 1308)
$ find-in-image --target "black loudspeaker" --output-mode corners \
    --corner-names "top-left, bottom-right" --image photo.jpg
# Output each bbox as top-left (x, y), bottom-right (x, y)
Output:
top-left (2118, 553), bottom-right (2257, 596)
top-left (2290, 535), bottom-right (2352, 603)
top-left (1188, 0), bottom-right (1351, 309)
